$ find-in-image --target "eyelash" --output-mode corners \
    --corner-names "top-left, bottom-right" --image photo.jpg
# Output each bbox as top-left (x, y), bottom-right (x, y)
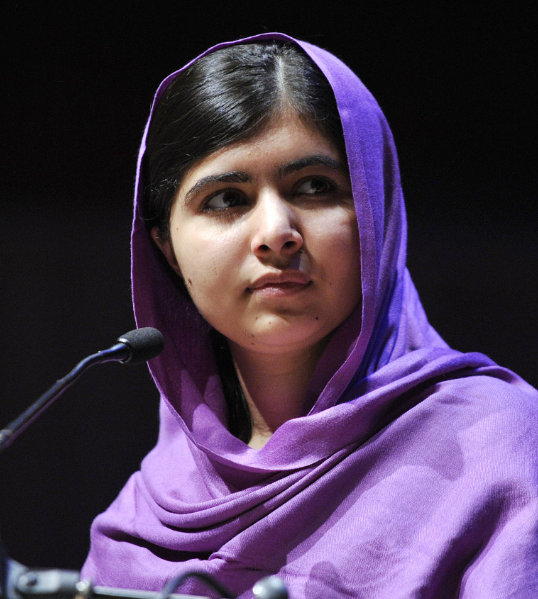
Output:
top-left (201, 177), bottom-right (337, 212)
top-left (295, 177), bottom-right (336, 195)
top-left (202, 190), bottom-right (247, 212)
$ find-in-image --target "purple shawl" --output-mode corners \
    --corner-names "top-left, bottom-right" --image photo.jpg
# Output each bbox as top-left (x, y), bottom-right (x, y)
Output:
top-left (82, 34), bottom-right (538, 598)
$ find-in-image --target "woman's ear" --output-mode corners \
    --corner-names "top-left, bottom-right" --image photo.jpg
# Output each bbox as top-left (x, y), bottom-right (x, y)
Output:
top-left (150, 226), bottom-right (182, 278)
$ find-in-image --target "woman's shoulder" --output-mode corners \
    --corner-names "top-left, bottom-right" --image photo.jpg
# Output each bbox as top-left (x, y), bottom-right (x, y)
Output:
top-left (417, 369), bottom-right (538, 473)
top-left (434, 366), bottom-right (538, 420)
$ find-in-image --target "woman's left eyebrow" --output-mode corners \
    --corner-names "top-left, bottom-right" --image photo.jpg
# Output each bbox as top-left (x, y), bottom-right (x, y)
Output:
top-left (278, 155), bottom-right (347, 177)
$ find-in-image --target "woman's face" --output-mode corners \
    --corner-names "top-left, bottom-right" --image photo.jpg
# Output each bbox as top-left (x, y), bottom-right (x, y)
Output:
top-left (153, 111), bottom-right (361, 357)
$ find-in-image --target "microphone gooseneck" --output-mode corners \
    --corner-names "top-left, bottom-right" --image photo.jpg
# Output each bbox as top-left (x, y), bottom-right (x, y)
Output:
top-left (0, 328), bottom-right (165, 454)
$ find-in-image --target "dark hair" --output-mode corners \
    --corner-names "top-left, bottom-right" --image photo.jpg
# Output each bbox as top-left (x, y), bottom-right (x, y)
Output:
top-left (144, 41), bottom-right (346, 240)
top-left (144, 41), bottom-right (346, 442)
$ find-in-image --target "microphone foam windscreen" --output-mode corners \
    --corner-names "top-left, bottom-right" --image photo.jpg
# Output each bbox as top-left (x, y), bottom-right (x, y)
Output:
top-left (117, 327), bottom-right (165, 363)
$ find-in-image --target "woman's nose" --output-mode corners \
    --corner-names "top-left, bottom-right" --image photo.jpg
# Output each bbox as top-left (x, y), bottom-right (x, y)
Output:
top-left (250, 194), bottom-right (303, 257)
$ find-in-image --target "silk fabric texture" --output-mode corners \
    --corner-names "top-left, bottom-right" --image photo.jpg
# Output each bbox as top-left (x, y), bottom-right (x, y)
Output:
top-left (82, 34), bottom-right (538, 598)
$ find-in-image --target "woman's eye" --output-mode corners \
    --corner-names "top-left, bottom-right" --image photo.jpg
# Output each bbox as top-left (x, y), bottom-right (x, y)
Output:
top-left (204, 190), bottom-right (246, 211)
top-left (295, 177), bottom-right (334, 195)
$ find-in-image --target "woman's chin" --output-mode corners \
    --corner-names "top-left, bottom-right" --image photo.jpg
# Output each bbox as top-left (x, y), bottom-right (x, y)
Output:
top-left (228, 316), bottom-right (332, 355)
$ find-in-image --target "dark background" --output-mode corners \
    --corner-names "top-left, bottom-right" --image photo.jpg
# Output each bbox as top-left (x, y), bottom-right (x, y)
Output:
top-left (0, 1), bottom-right (536, 572)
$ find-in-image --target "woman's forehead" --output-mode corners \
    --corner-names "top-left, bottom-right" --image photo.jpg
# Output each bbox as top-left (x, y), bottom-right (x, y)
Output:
top-left (174, 112), bottom-right (346, 194)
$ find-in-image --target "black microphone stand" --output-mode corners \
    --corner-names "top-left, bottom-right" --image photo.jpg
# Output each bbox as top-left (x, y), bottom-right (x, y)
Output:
top-left (0, 328), bottom-right (164, 454)
top-left (0, 345), bottom-right (126, 453)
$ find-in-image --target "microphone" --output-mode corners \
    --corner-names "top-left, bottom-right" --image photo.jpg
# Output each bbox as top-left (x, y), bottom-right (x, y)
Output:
top-left (101, 327), bottom-right (165, 364)
top-left (0, 328), bottom-right (164, 454)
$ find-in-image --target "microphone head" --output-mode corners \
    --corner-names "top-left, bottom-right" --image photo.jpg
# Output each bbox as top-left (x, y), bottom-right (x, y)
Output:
top-left (116, 327), bottom-right (165, 364)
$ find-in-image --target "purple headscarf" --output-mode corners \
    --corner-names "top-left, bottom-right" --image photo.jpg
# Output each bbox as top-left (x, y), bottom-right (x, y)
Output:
top-left (82, 34), bottom-right (538, 598)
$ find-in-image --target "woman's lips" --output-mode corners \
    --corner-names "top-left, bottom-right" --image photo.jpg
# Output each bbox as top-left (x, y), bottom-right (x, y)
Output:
top-left (248, 272), bottom-right (312, 297)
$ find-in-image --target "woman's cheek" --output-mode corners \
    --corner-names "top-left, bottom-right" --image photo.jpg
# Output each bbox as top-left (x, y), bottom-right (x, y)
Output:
top-left (181, 257), bottom-right (231, 315)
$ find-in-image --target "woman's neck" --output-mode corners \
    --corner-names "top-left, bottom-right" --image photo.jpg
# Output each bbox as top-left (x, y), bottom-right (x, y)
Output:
top-left (229, 341), bottom-right (327, 449)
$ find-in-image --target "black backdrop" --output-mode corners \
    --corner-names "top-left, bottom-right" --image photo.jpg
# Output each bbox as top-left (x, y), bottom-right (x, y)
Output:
top-left (1, 2), bottom-right (536, 571)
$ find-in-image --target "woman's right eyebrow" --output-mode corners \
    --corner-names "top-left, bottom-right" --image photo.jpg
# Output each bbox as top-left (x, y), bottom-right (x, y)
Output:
top-left (279, 155), bottom-right (347, 177)
top-left (183, 171), bottom-right (251, 204)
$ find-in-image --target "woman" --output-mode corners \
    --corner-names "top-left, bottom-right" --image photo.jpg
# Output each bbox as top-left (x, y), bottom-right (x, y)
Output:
top-left (82, 34), bottom-right (538, 598)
